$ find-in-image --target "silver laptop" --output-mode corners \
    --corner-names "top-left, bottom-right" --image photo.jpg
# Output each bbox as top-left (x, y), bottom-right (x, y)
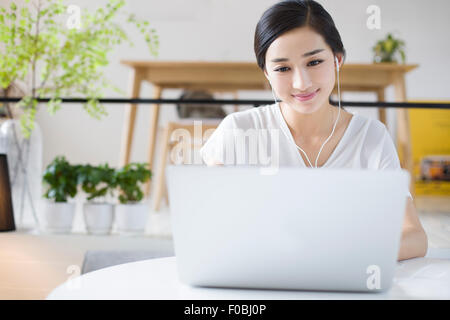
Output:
top-left (166, 165), bottom-right (410, 293)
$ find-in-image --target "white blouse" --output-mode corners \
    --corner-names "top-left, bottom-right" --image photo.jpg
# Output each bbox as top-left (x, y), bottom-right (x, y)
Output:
top-left (199, 103), bottom-right (412, 199)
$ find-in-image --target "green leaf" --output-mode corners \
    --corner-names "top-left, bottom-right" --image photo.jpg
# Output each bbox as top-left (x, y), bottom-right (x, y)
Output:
top-left (399, 50), bottom-right (406, 63)
top-left (3, 0), bottom-right (159, 132)
top-left (47, 98), bottom-right (62, 115)
top-left (43, 156), bottom-right (79, 202)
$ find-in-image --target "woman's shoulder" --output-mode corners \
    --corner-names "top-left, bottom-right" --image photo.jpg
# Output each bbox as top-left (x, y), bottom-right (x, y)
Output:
top-left (348, 112), bottom-right (392, 152)
top-left (348, 111), bottom-right (388, 137)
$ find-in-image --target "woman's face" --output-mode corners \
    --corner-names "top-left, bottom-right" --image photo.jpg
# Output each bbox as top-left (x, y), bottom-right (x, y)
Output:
top-left (264, 27), bottom-right (341, 114)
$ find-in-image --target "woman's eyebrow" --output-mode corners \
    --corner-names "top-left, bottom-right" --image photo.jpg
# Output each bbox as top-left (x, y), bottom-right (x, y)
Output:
top-left (270, 48), bottom-right (325, 62)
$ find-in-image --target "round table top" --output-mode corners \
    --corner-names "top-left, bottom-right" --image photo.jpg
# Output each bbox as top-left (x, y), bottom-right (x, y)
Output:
top-left (47, 256), bottom-right (450, 300)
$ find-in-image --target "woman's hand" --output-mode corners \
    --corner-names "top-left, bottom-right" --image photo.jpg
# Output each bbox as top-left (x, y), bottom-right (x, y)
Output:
top-left (397, 198), bottom-right (428, 261)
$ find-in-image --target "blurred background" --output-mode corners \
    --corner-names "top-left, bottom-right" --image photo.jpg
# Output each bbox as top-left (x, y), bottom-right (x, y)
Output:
top-left (33, 0), bottom-right (449, 167)
top-left (0, 0), bottom-right (449, 299)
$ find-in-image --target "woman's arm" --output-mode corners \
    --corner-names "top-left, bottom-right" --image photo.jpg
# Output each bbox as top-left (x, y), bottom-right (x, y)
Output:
top-left (397, 198), bottom-right (428, 261)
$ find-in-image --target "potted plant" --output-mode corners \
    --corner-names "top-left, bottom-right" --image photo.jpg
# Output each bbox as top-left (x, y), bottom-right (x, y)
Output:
top-left (41, 156), bottom-right (79, 233)
top-left (113, 163), bottom-right (151, 235)
top-left (78, 163), bottom-right (115, 235)
top-left (372, 33), bottom-right (406, 63)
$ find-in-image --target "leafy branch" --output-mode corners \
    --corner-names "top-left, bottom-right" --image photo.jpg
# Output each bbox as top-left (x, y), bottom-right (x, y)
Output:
top-left (0, 0), bottom-right (159, 138)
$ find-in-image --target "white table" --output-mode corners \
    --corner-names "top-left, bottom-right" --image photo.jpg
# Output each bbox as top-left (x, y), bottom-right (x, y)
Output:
top-left (47, 251), bottom-right (450, 300)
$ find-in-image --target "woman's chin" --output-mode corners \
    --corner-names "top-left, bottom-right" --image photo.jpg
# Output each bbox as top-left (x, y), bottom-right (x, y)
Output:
top-left (288, 98), bottom-right (323, 114)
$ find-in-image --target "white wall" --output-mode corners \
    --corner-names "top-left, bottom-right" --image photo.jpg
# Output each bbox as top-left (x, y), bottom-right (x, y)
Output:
top-left (8, 0), bottom-right (450, 169)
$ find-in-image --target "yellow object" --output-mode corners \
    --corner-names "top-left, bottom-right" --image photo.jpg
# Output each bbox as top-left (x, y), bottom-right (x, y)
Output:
top-left (398, 101), bottom-right (450, 196)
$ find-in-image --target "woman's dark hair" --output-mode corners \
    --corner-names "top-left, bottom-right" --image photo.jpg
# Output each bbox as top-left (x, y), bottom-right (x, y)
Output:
top-left (254, 0), bottom-right (346, 72)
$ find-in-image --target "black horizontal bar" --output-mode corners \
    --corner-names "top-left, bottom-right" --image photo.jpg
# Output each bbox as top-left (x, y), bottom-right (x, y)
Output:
top-left (0, 97), bottom-right (449, 109)
top-left (329, 101), bottom-right (450, 109)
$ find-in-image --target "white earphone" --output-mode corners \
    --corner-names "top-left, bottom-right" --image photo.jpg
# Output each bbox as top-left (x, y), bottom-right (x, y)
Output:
top-left (270, 55), bottom-right (342, 168)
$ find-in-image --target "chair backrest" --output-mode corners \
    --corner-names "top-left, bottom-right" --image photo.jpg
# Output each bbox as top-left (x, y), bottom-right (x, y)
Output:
top-left (176, 90), bottom-right (227, 119)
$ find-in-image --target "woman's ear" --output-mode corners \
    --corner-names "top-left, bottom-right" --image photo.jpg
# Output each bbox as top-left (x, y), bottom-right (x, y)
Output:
top-left (335, 54), bottom-right (343, 70)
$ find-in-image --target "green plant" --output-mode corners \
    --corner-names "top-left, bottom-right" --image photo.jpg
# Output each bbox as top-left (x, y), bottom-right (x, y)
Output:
top-left (373, 33), bottom-right (406, 63)
top-left (114, 163), bottom-right (151, 204)
top-left (0, 0), bottom-right (159, 138)
top-left (42, 155), bottom-right (79, 202)
top-left (77, 163), bottom-right (115, 202)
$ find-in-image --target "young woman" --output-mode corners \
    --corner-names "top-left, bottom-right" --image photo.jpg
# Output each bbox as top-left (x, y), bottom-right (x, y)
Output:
top-left (200, 0), bottom-right (427, 261)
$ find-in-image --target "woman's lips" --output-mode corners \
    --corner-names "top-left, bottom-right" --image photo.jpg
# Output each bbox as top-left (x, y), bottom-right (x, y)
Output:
top-left (292, 89), bottom-right (319, 101)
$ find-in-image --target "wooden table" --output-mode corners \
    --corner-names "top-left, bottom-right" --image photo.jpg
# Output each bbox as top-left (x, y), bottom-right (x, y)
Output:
top-left (119, 61), bottom-right (418, 197)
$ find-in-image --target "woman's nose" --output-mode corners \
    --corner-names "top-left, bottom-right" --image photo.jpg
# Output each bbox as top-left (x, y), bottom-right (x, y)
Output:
top-left (292, 69), bottom-right (312, 91)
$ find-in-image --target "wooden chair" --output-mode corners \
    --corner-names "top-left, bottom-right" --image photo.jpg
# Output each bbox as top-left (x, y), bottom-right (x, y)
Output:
top-left (152, 90), bottom-right (242, 211)
top-left (152, 119), bottom-right (221, 211)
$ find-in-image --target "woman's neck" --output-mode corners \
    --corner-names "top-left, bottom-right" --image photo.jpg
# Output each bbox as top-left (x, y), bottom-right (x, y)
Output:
top-left (279, 101), bottom-right (337, 145)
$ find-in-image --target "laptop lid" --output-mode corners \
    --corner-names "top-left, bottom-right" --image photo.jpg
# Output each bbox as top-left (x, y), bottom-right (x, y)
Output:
top-left (166, 165), bottom-right (410, 292)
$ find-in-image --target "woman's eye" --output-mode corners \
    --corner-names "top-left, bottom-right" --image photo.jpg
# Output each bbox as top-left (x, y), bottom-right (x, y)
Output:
top-left (275, 67), bottom-right (289, 72)
top-left (275, 60), bottom-right (323, 72)
top-left (308, 59), bottom-right (323, 66)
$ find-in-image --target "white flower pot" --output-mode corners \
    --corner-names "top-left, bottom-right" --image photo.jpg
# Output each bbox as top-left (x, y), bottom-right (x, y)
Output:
top-left (83, 202), bottom-right (114, 235)
top-left (115, 202), bottom-right (149, 235)
top-left (41, 201), bottom-right (76, 233)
